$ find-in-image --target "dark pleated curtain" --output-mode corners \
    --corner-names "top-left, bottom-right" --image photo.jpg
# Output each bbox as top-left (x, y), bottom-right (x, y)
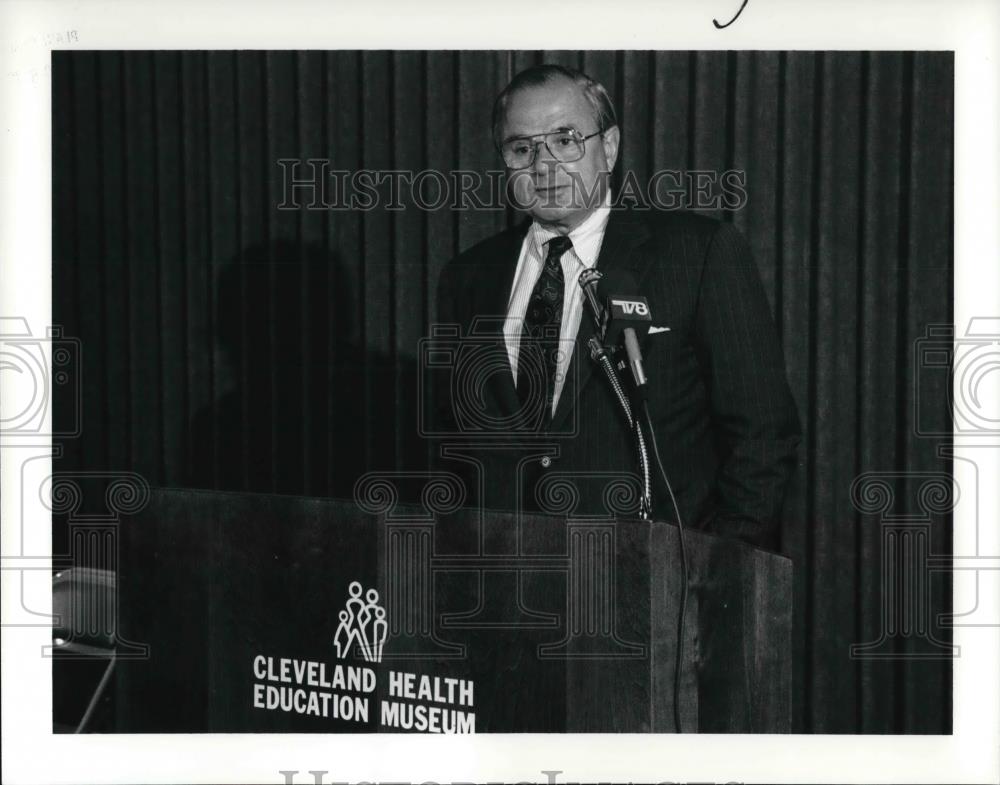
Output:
top-left (52, 50), bottom-right (953, 734)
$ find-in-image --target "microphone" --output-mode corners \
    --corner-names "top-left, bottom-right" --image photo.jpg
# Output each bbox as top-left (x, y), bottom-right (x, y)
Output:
top-left (599, 270), bottom-right (652, 390)
top-left (577, 268), bottom-right (606, 337)
top-left (579, 267), bottom-right (654, 523)
top-left (623, 329), bottom-right (647, 388)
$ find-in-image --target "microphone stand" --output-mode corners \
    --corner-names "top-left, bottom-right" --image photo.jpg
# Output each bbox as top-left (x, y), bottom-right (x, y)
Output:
top-left (578, 270), bottom-right (652, 519)
top-left (586, 337), bottom-right (652, 519)
top-left (580, 268), bottom-right (688, 732)
top-left (620, 325), bottom-right (690, 735)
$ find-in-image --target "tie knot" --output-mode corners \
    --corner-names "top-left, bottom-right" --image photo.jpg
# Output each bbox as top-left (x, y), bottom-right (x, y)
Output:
top-left (545, 236), bottom-right (573, 265)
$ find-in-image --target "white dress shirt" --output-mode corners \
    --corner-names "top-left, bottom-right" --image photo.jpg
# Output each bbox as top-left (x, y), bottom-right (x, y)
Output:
top-left (504, 194), bottom-right (613, 414)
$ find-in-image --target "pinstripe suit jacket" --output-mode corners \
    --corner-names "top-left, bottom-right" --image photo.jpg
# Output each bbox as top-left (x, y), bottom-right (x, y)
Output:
top-left (435, 207), bottom-right (801, 550)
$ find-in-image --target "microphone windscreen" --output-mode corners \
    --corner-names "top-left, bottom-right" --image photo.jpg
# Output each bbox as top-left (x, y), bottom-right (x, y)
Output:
top-left (596, 268), bottom-right (640, 301)
top-left (600, 269), bottom-right (652, 343)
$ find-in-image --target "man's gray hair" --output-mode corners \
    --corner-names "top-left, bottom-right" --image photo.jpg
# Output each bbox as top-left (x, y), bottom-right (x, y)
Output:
top-left (492, 64), bottom-right (618, 148)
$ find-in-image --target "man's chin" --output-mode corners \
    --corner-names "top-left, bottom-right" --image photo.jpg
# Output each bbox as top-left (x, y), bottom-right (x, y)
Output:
top-left (527, 203), bottom-right (587, 227)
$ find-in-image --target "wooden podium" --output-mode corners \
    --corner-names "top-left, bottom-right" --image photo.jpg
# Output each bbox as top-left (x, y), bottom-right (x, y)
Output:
top-left (114, 487), bottom-right (791, 733)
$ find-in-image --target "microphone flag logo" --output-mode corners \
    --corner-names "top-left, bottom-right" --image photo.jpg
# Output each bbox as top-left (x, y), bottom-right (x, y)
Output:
top-left (333, 581), bottom-right (388, 663)
top-left (609, 298), bottom-right (650, 317)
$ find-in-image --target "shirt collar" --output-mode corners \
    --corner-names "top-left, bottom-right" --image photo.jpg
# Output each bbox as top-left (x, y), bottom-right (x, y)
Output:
top-left (530, 191), bottom-right (613, 270)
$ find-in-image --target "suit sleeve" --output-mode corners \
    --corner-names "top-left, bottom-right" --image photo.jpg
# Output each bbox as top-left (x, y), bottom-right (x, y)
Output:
top-left (430, 258), bottom-right (461, 443)
top-left (692, 221), bottom-right (801, 547)
top-left (430, 256), bottom-right (487, 508)
top-left (436, 254), bottom-right (461, 327)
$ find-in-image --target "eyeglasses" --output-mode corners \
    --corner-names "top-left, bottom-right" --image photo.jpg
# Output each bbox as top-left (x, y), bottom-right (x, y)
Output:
top-left (499, 128), bottom-right (603, 170)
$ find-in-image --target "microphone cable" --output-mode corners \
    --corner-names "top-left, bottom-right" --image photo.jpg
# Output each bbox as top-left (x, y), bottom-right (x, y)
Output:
top-left (639, 396), bottom-right (689, 734)
top-left (586, 337), bottom-right (653, 518)
top-left (577, 269), bottom-right (684, 726)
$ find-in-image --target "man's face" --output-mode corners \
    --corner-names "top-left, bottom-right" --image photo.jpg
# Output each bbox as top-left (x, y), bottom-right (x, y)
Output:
top-left (501, 78), bottom-right (620, 233)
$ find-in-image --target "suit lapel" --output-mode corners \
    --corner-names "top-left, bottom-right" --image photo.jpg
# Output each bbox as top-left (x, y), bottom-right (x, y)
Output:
top-left (477, 220), bottom-right (530, 421)
top-left (550, 208), bottom-right (654, 434)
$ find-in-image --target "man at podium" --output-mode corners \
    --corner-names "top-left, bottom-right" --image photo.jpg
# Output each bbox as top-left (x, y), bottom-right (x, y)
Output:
top-left (432, 64), bottom-right (801, 550)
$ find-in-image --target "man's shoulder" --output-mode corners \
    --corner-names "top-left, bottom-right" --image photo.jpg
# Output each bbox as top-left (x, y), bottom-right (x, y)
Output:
top-left (625, 205), bottom-right (732, 243)
top-left (447, 220), bottom-right (530, 269)
top-left (619, 207), bottom-right (752, 271)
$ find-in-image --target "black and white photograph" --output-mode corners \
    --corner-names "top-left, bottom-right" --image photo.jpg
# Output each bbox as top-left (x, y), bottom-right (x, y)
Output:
top-left (2, 1), bottom-right (998, 783)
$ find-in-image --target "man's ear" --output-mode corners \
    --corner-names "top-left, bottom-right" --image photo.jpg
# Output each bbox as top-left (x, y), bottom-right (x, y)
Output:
top-left (602, 125), bottom-right (621, 171)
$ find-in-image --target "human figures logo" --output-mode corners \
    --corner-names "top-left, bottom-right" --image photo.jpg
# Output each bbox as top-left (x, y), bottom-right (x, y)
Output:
top-left (333, 581), bottom-right (387, 663)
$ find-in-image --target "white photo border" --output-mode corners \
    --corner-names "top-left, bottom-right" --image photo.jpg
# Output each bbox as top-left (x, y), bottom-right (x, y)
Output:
top-left (1, 0), bottom-right (998, 783)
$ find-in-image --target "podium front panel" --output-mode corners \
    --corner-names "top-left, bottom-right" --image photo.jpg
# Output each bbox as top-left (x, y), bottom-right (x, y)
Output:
top-left (115, 488), bottom-right (791, 732)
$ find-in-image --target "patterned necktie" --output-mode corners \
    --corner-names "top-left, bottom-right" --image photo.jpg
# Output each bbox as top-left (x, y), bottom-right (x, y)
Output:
top-left (517, 235), bottom-right (573, 427)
